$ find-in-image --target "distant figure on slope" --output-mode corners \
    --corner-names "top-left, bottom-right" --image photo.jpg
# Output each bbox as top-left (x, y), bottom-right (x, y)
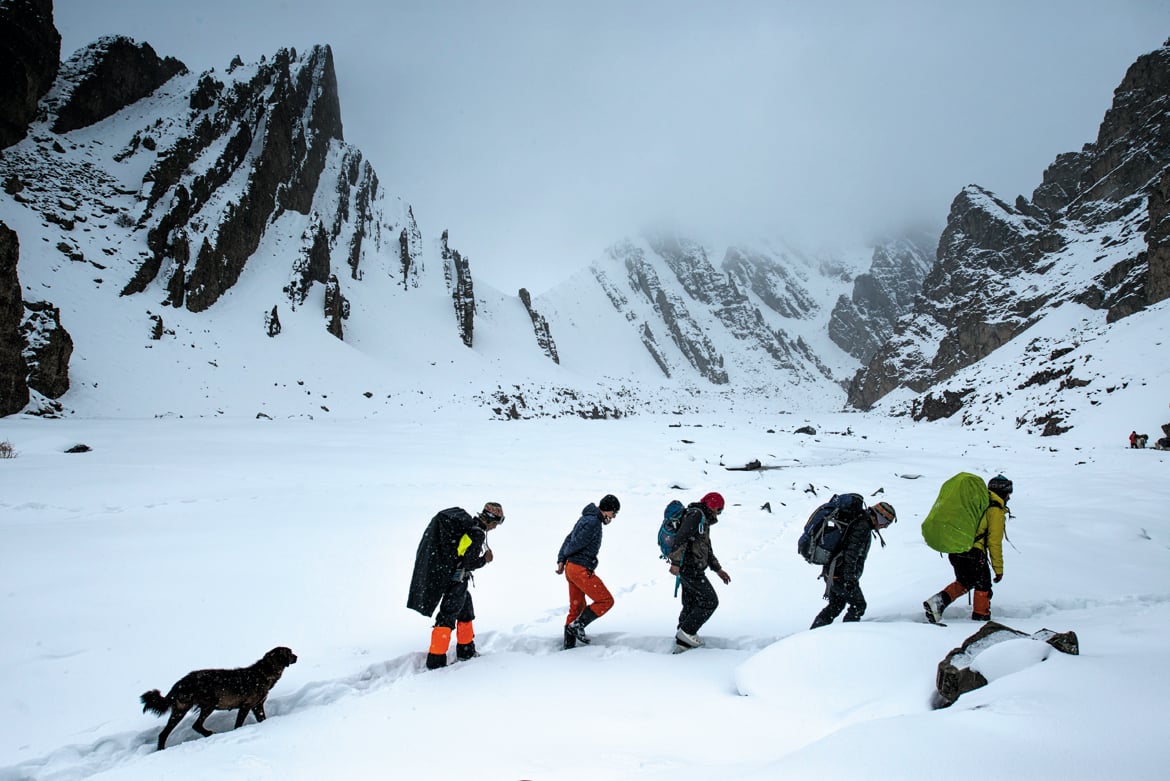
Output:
top-left (923, 475), bottom-right (1012, 624)
top-left (1130, 430), bottom-right (1139, 448)
top-left (665, 492), bottom-right (731, 651)
top-left (407, 502), bottom-right (505, 670)
top-left (809, 497), bottom-right (897, 629)
top-left (1136, 433), bottom-right (1149, 448)
top-left (556, 494), bottom-right (620, 649)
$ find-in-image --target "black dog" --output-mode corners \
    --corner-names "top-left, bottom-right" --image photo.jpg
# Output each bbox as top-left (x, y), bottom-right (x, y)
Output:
top-left (140, 646), bottom-right (297, 750)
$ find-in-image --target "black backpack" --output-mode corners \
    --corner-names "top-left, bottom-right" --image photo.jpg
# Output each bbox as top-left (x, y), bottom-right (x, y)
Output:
top-left (797, 494), bottom-right (864, 565)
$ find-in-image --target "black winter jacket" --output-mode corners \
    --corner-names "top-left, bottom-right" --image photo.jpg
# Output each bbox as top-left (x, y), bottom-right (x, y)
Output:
top-left (823, 496), bottom-right (873, 583)
top-left (667, 503), bottom-right (722, 572)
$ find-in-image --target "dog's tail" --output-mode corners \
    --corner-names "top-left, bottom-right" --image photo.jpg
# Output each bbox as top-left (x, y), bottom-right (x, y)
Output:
top-left (140, 689), bottom-right (170, 716)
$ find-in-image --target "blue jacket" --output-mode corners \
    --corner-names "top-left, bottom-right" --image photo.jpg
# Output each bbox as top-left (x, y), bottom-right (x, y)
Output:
top-left (557, 503), bottom-right (605, 570)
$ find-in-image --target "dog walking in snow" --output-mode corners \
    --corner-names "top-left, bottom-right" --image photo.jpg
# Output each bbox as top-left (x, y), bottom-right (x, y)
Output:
top-left (140, 646), bottom-right (297, 750)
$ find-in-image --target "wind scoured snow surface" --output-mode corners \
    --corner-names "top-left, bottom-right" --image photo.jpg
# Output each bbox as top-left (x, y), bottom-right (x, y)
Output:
top-left (1, 372), bottom-right (1169, 779)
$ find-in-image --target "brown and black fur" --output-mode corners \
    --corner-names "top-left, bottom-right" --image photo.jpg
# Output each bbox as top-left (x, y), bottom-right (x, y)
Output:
top-left (140, 646), bottom-right (297, 750)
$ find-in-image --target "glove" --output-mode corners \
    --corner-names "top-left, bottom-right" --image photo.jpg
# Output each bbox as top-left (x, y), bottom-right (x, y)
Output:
top-left (993, 572), bottom-right (1003, 583)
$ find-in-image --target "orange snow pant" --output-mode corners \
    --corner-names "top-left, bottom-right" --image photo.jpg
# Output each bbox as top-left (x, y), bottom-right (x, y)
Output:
top-left (564, 562), bottom-right (614, 625)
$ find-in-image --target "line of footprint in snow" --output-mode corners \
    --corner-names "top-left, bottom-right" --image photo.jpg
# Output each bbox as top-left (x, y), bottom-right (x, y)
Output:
top-left (4, 592), bottom-right (1167, 780)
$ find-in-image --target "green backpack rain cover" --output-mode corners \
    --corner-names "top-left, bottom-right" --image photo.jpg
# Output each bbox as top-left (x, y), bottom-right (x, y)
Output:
top-left (921, 472), bottom-right (990, 553)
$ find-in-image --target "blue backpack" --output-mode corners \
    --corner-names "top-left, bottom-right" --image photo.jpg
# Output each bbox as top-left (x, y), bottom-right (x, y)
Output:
top-left (797, 494), bottom-right (864, 565)
top-left (657, 500), bottom-right (688, 558)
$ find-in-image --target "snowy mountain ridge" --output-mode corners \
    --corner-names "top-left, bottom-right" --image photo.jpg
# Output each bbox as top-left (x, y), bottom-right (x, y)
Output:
top-left (0, 19), bottom-right (929, 420)
top-left (1, 7), bottom-right (1167, 438)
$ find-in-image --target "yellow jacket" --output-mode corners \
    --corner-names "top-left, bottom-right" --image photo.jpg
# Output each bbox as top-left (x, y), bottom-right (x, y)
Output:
top-left (974, 491), bottom-right (1008, 576)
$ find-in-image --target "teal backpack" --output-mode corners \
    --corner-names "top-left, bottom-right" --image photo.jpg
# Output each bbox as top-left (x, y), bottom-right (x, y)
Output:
top-left (657, 500), bottom-right (688, 558)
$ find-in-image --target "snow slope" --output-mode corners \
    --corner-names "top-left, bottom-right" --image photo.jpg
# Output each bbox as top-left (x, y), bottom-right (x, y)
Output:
top-left (0, 388), bottom-right (1168, 779)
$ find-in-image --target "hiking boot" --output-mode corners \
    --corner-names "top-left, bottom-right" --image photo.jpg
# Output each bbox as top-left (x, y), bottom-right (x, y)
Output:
top-left (971, 612), bottom-right (991, 622)
top-left (456, 642), bottom-right (478, 661)
top-left (425, 652), bottom-right (447, 670)
top-left (563, 626), bottom-right (577, 650)
top-left (923, 593), bottom-right (946, 625)
top-left (675, 628), bottom-right (703, 649)
top-left (567, 619), bottom-right (591, 646)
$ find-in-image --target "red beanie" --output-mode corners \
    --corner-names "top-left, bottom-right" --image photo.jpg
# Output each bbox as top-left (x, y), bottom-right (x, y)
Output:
top-left (701, 492), bottom-right (725, 512)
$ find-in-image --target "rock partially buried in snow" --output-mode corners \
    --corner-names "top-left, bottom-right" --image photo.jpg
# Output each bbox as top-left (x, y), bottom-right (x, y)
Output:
top-left (934, 621), bottom-right (1079, 708)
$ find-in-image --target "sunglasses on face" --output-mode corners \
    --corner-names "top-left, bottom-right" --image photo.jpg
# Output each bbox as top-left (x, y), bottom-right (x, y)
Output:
top-left (484, 511), bottom-right (504, 524)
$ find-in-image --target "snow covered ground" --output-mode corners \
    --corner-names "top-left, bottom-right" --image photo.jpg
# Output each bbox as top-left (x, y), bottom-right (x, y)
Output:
top-left (1, 405), bottom-right (1168, 780)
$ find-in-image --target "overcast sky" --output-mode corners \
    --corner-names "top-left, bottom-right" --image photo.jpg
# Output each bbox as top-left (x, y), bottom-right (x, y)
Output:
top-left (54, 1), bottom-right (1170, 293)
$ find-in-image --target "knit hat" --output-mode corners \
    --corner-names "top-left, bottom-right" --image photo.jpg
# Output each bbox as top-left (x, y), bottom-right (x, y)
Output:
top-left (700, 492), bottom-right (725, 512)
top-left (599, 494), bottom-right (621, 513)
top-left (870, 501), bottom-right (896, 528)
top-left (481, 502), bottom-right (505, 523)
top-left (988, 475), bottom-right (1013, 500)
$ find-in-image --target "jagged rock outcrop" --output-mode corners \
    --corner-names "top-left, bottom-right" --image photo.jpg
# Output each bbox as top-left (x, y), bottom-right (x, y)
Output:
top-left (285, 218), bottom-right (331, 307)
top-left (21, 298), bottom-right (71, 397)
top-left (0, 0), bottom-right (60, 148)
top-left (588, 234), bottom-right (855, 389)
top-left (118, 45), bottom-right (343, 312)
top-left (849, 39), bottom-right (1170, 411)
top-left (519, 287), bottom-right (559, 364)
top-left (828, 235), bottom-right (935, 363)
top-left (323, 274), bottom-right (348, 339)
top-left (398, 210), bottom-right (423, 289)
top-left (0, 221), bottom-right (29, 414)
top-left (1147, 167), bottom-right (1170, 304)
top-left (44, 35), bottom-right (186, 134)
top-left (265, 305), bottom-right (281, 337)
top-left (723, 246), bottom-right (818, 319)
top-left (611, 240), bottom-right (727, 384)
top-left (441, 230), bottom-right (475, 348)
top-left (0, 222), bottom-right (71, 410)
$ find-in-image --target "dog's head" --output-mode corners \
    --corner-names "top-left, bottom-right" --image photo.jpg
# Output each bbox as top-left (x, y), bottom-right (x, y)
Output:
top-left (263, 646), bottom-right (298, 669)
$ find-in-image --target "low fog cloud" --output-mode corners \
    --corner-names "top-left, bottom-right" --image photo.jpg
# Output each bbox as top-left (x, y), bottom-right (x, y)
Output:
top-left (56, 0), bottom-right (1170, 292)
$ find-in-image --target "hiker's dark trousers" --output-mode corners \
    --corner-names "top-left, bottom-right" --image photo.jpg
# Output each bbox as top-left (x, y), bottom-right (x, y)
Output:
top-left (811, 578), bottom-right (866, 628)
top-left (678, 568), bottom-right (719, 635)
top-left (948, 547), bottom-right (993, 595)
top-left (434, 579), bottom-right (475, 629)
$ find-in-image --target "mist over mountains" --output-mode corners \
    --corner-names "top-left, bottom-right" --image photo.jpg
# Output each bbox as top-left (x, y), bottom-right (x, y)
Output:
top-left (1, 1), bottom-right (1167, 432)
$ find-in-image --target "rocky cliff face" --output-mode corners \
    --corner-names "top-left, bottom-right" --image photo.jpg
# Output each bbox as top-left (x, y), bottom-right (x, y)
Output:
top-left (586, 234), bottom-right (860, 392)
top-left (828, 235), bottom-right (935, 363)
top-left (0, 222), bottom-right (29, 415)
top-left (20, 298), bottom-right (72, 398)
top-left (116, 45), bottom-right (343, 312)
top-left (849, 39), bottom-right (1170, 412)
top-left (442, 230), bottom-right (475, 348)
top-left (0, 22), bottom-right (476, 417)
top-left (519, 287), bottom-right (559, 364)
top-left (0, 0), bottom-right (59, 149)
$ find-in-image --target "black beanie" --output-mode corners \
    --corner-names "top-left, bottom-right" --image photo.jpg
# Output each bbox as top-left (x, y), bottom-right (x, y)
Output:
top-left (599, 494), bottom-right (621, 513)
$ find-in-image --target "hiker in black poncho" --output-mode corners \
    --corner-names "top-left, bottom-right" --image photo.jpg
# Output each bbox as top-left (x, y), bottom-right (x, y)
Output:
top-left (809, 497), bottom-right (897, 629)
top-left (407, 502), bottom-right (505, 670)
